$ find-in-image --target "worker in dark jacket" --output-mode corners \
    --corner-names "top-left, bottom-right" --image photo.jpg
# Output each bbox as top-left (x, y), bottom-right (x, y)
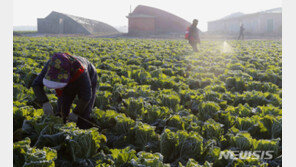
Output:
top-left (237, 23), bottom-right (245, 40)
top-left (188, 19), bottom-right (201, 52)
top-left (32, 52), bottom-right (97, 129)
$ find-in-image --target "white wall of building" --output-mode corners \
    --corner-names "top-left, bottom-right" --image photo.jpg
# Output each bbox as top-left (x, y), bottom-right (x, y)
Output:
top-left (208, 13), bottom-right (281, 36)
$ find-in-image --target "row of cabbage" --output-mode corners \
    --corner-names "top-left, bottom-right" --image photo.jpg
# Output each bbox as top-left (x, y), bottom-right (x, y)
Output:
top-left (13, 37), bottom-right (282, 166)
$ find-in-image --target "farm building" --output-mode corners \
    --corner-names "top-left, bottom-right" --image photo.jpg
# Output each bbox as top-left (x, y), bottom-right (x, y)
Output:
top-left (126, 5), bottom-right (190, 35)
top-left (207, 8), bottom-right (282, 36)
top-left (37, 11), bottom-right (119, 35)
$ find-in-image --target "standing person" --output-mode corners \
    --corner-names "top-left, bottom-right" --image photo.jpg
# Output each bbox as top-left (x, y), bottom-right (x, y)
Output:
top-left (237, 23), bottom-right (245, 40)
top-left (32, 52), bottom-right (98, 129)
top-left (188, 19), bottom-right (201, 52)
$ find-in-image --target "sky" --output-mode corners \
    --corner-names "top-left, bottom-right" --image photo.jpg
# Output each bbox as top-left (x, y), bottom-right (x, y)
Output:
top-left (13, 0), bottom-right (282, 31)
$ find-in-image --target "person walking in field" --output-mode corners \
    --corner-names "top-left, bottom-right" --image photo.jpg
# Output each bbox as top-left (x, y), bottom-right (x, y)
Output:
top-left (237, 23), bottom-right (245, 40)
top-left (187, 19), bottom-right (201, 52)
top-left (32, 52), bottom-right (97, 129)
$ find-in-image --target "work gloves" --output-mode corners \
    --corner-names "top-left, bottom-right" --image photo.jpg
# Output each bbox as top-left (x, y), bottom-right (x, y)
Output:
top-left (41, 98), bottom-right (88, 122)
top-left (42, 102), bottom-right (54, 116)
top-left (68, 112), bottom-right (78, 122)
top-left (42, 102), bottom-right (79, 123)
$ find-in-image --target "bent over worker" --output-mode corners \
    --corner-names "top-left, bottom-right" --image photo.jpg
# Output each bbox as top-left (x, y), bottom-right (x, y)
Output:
top-left (32, 52), bottom-right (97, 129)
top-left (188, 19), bottom-right (201, 52)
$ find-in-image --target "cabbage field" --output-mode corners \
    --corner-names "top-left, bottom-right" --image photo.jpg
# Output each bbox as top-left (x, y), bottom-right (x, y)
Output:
top-left (13, 37), bottom-right (282, 167)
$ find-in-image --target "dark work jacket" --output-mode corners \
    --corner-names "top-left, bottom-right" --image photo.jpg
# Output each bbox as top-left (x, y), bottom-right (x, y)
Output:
top-left (240, 26), bottom-right (245, 34)
top-left (32, 55), bottom-right (97, 116)
top-left (188, 25), bottom-right (200, 43)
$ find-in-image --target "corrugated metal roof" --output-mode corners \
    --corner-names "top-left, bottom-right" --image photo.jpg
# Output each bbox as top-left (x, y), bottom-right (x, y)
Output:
top-left (49, 11), bottom-right (119, 34)
top-left (222, 12), bottom-right (245, 20)
top-left (126, 14), bottom-right (155, 18)
top-left (260, 7), bottom-right (282, 14)
top-left (208, 7), bottom-right (282, 23)
top-left (127, 5), bottom-right (190, 33)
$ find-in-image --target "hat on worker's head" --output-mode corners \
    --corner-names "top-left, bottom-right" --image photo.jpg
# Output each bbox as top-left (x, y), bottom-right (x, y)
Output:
top-left (193, 19), bottom-right (198, 23)
top-left (43, 53), bottom-right (71, 89)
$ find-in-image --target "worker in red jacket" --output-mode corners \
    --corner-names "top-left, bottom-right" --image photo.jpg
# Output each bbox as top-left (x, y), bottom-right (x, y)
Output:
top-left (188, 19), bottom-right (201, 52)
top-left (32, 53), bottom-right (97, 129)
